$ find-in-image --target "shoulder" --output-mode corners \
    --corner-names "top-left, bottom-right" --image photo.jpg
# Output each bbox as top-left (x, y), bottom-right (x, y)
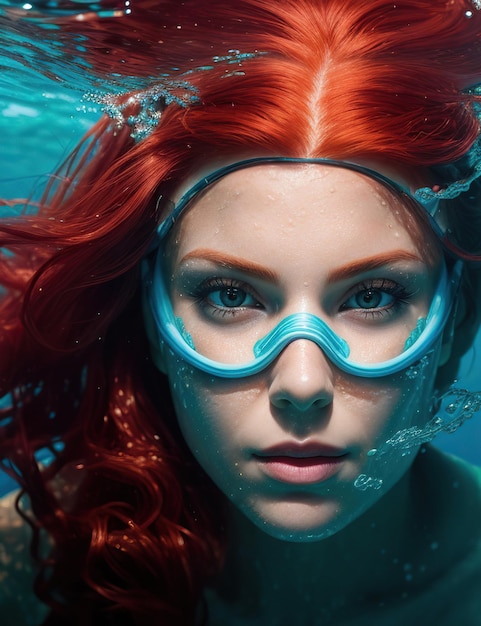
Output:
top-left (420, 445), bottom-right (481, 513)
top-left (412, 447), bottom-right (481, 623)
top-left (413, 443), bottom-right (481, 501)
top-left (0, 490), bottom-right (49, 625)
top-left (367, 449), bottom-right (481, 626)
top-left (417, 446), bottom-right (481, 553)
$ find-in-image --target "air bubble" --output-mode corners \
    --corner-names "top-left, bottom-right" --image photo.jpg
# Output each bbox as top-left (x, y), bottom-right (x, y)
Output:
top-left (354, 474), bottom-right (383, 491)
top-left (371, 387), bottom-right (481, 460)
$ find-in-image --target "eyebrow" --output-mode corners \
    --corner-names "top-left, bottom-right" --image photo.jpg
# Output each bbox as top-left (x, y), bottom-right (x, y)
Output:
top-left (180, 249), bottom-right (280, 283)
top-left (179, 249), bottom-right (424, 285)
top-left (326, 251), bottom-right (424, 283)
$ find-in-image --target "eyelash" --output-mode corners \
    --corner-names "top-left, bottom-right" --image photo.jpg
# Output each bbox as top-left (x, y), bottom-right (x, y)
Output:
top-left (340, 279), bottom-right (414, 319)
top-left (190, 277), bottom-right (415, 319)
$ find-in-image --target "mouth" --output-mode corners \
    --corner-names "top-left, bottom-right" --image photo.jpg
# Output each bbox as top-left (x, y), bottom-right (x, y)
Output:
top-left (253, 443), bottom-right (348, 485)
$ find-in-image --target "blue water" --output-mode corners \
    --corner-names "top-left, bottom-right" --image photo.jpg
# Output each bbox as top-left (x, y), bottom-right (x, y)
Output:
top-left (0, 2), bottom-right (480, 500)
top-left (0, 62), bottom-right (99, 199)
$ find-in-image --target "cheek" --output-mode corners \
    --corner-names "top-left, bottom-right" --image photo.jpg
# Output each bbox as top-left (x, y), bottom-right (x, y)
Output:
top-left (165, 357), bottom-right (255, 465)
top-left (165, 359), bottom-right (211, 433)
top-left (343, 348), bottom-right (438, 429)
top-left (349, 349), bottom-right (441, 490)
top-left (385, 351), bottom-right (440, 432)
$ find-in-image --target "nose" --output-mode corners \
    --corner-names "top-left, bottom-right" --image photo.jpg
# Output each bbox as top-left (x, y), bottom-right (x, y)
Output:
top-left (268, 339), bottom-right (334, 412)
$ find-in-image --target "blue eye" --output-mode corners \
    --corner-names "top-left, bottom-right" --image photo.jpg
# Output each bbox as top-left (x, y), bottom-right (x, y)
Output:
top-left (347, 288), bottom-right (394, 309)
top-left (341, 280), bottom-right (412, 316)
top-left (193, 277), bottom-right (262, 317)
top-left (209, 285), bottom-right (257, 308)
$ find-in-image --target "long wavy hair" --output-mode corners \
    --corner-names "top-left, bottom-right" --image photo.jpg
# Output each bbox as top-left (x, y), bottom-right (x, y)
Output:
top-left (2, 0), bottom-right (481, 623)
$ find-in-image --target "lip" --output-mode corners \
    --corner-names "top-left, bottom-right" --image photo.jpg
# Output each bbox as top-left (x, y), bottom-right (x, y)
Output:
top-left (254, 442), bottom-right (348, 485)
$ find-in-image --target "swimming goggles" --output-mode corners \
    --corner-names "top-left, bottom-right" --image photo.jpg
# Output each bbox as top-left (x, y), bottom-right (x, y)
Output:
top-left (148, 157), bottom-right (464, 378)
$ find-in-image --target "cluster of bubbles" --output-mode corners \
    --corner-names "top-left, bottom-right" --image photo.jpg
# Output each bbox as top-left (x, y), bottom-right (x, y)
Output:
top-left (353, 386), bottom-right (481, 491)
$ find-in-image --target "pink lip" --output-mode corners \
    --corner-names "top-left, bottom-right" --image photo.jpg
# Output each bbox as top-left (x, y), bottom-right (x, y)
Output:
top-left (254, 442), bottom-right (347, 485)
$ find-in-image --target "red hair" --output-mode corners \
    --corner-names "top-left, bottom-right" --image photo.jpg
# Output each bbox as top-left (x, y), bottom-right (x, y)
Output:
top-left (2, 0), bottom-right (481, 623)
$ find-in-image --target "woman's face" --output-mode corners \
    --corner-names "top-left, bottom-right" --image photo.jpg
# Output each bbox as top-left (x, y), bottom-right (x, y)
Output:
top-left (153, 163), bottom-right (446, 541)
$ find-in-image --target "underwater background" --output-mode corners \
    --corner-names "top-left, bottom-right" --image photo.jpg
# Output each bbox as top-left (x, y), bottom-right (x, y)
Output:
top-left (0, 1), bottom-right (480, 500)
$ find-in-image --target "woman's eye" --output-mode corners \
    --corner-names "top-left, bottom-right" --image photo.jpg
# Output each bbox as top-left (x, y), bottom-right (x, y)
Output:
top-left (209, 285), bottom-right (258, 309)
top-left (192, 278), bottom-right (262, 316)
top-left (341, 280), bottom-right (412, 316)
top-left (346, 288), bottom-right (393, 310)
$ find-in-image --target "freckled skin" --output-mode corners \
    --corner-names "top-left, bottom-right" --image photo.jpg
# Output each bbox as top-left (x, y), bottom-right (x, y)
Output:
top-left (155, 163), bottom-right (446, 542)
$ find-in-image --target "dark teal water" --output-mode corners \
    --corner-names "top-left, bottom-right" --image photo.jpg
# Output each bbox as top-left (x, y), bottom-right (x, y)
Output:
top-left (0, 1), bottom-right (480, 486)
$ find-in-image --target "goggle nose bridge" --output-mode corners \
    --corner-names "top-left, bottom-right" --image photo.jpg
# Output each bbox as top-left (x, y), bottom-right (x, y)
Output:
top-left (253, 312), bottom-right (351, 363)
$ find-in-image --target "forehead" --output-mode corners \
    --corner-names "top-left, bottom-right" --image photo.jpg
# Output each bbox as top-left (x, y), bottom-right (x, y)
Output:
top-left (170, 163), bottom-right (439, 264)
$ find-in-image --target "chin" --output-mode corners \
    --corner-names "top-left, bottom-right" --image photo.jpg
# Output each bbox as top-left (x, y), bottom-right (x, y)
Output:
top-left (238, 497), bottom-right (360, 543)
top-left (262, 524), bottom-right (340, 543)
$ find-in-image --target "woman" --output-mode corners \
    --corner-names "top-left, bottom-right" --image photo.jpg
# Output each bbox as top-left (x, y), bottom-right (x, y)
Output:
top-left (1, 0), bottom-right (481, 624)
